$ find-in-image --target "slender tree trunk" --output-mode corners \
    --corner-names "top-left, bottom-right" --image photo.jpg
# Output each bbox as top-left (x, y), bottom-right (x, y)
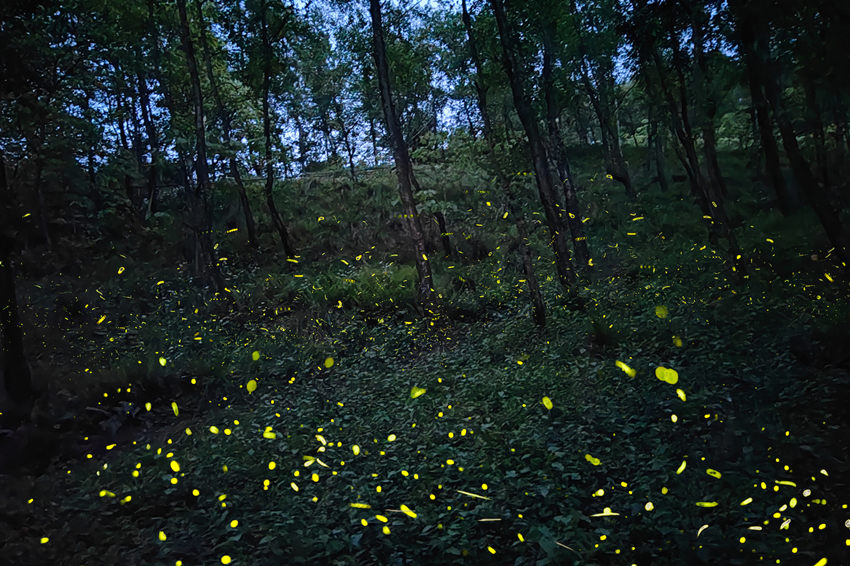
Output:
top-left (802, 75), bottom-right (830, 189)
top-left (569, 0), bottom-right (633, 198)
top-left (176, 0), bottom-right (225, 292)
top-left (691, 15), bottom-right (729, 200)
top-left (731, 4), bottom-right (792, 215)
top-left (740, 8), bottom-right (849, 260)
top-left (115, 92), bottom-right (129, 152)
top-left (333, 97), bottom-right (359, 184)
top-left (462, 0), bottom-right (545, 325)
top-left (370, 0), bottom-right (439, 315)
top-left (542, 26), bottom-right (590, 268)
top-left (196, 0), bottom-right (258, 247)
top-left (137, 70), bottom-right (161, 218)
top-left (28, 136), bottom-right (52, 249)
top-left (491, 0), bottom-right (574, 291)
top-left (369, 115), bottom-right (379, 166)
top-left (0, 151), bottom-right (32, 412)
top-left (260, 1), bottom-right (295, 258)
top-left (82, 91), bottom-right (103, 213)
top-left (647, 101), bottom-right (670, 192)
top-left (143, 0), bottom-right (162, 217)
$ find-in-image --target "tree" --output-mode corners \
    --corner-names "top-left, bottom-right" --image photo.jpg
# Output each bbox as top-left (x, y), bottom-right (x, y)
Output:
top-left (176, 0), bottom-right (225, 291)
top-left (540, 17), bottom-right (590, 267)
top-left (0, 151), bottom-right (32, 418)
top-left (195, 0), bottom-right (258, 248)
top-left (729, 0), bottom-right (849, 262)
top-left (258, 0), bottom-right (296, 259)
top-left (462, 0), bottom-right (545, 325)
top-left (567, 0), bottom-right (635, 198)
top-left (490, 0), bottom-right (575, 290)
top-left (626, 0), bottom-right (744, 273)
top-left (369, 0), bottom-right (439, 315)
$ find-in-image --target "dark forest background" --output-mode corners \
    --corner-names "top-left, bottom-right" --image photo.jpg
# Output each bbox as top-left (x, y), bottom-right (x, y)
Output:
top-left (0, 0), bottom-right (848, 564)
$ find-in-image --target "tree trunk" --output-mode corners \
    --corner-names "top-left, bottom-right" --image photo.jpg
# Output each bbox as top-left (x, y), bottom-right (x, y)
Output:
top-left (176, 0), bottom-right (225, 292)
top-left (731, 0), bottom-right (793, 215)
top-left (542, 26), bottom-right (590, 268)
top-left (462, 0), bottom-right (545, 325)
top-left (569, 0), bottom-right (633, 198)
top-left (333, 96), bottom-right (359, 184)
top-left (260, 0), bottom-right (295, 259)
top-left (491, 0), bottom-right (574, 291)
top-left (647, 101), bottom-right (670, 192)
top-left (143, 0), bottom-right (162, 217)
top-left (433, 211), bottom-right (454, 259)
top-left (370, 0), bottom-right (439, 315)
top-left (0, 152), bottom-right (32, 414)
top-left (137, 70), bottom-right (160, 218)
top-left (740, 7), bottom-right (849, 261)
top-left (691, 14), bottom-right (729, 200)
top-left (196, 0), bottom-right (258, 248)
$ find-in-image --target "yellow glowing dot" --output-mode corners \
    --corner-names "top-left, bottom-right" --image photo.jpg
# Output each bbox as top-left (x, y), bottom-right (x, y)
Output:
top-left (387, 434), bottom-right (397, 442)
top-left (382, 525), bottom-right (390, 535)
top-left (158, 531), bottom-right (167, 541)
top-left (352, 445), bottom-right (360, 455)
top-left (481, 484), bottom-right (488, 490)
top-left (312, 473), bottom-right (319, 482)
top-left (40, 537), bottom-right (49, 544)
top-left (221, 556), bottom-right (231, 565)
top-left (252, 351), bottom-right (260, 361)
top-left (487, 546), bottom-right (496, 554)
top-left (645, 501), bottom-right (654, 511)
top-left (268, 461), bottom-right (276, 470)
top-left (170, 460), bottom-right (180, 472)
top-left (246, 379), bottom-right (257, 393)
top-left (446, 459), bottom-right (454, 466)
top-left (542, 396), bottom-right (553, 410)
top-left (230, 520), bottom-right (238, 528)
top-left (324, 357), bottom-right (334, 368)
top-left (210, 426), bottom-right (219, 434)
top-left (400, 504), bottom-right (417, 518)
top-left (158, 357), bottom-right (167, 367)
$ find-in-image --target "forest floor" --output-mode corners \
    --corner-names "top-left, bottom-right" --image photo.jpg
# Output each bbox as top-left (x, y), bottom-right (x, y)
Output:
top-left (1, 175), bottom-right (849, 565)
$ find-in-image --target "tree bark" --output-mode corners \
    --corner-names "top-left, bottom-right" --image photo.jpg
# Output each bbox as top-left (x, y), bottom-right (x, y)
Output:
top-left (462, 0), bottom-right (545, 325)
top-left (370, 0), bottom-right (439, 315)
top-left (491, 0), bottom-right (574, 291)
top-left (260, 0), bottom-right (295, 258)
top-left (542, 25), bottom-right (590, 268)
top-left (176, 0), bottom-right (225, 292)
top-left (196, 0), bottom-right (258, 248)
